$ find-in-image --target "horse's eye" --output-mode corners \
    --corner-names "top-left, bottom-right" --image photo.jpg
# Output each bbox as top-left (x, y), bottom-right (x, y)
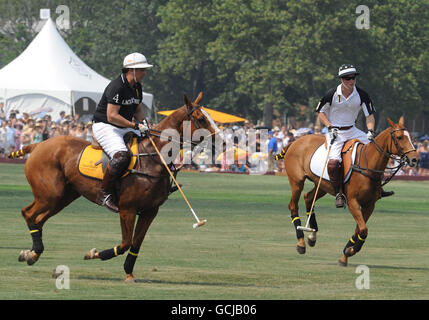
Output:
top-left (397, 136), bottom-right (402, 140)
top-left (198, 118), bottom-right (206, 123)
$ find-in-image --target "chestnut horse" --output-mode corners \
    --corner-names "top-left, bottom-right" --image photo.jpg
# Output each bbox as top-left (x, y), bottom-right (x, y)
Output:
top-left (10, 92), bottom-right (219, 282)
top-left (276, 117), bottom-right (420, 266)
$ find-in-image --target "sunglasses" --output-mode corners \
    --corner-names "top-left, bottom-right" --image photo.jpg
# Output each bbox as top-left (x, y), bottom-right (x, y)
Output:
top-left (342, 75), bottom-right (356, 81)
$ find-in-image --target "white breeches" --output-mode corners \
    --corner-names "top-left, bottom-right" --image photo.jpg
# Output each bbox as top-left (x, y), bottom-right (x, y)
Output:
top-left (92, 122), bottom-right (140, 159)
top-left (326, 126), bottom-right (370, 161)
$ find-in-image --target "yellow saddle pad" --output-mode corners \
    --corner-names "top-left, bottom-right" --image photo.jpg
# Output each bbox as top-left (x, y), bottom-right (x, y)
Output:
top-left (78, 138), bottom-right (138, 180)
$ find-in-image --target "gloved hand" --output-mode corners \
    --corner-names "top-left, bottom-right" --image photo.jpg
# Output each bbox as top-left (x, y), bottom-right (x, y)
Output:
top-left (367, 129), bottom-right (375, 141)
top-left (134, 120), bottom-right (149, 136)
top-left (328, 126), bottom-right (339, 144)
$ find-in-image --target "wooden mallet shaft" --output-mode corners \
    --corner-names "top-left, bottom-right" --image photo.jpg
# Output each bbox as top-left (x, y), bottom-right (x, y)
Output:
top-left (148, 136), bottom-right (206, 228)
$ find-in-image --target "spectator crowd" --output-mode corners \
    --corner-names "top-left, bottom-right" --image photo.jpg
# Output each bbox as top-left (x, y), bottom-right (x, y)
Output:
top-left (1, 105), bottom-right (428, 176)
top-left (0, 107), bottom-right (93, 158)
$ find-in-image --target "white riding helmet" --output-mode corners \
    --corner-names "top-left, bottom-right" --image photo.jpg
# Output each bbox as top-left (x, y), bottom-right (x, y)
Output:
top-left (338, 64), bottom-right (359, 77)
top-left (123, 52), bottom-right (153, 69)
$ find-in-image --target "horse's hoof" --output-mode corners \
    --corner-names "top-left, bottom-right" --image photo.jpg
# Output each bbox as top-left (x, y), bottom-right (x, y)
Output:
top-left (18, 250), bottom-right (28, 262)
top-left (307, 232), bottom-right (317, 247)
top-left (84, 248), bottom-right (98, 260)
top-left (338, 259), bottom-right (348, 267)
top-left (296, 245), bottom-right (306, 254)
top-left (307, 238), bottom-right (316, 247)
top-left (18, 250), bottom-right (38, 265)
top-left (125, 274), bottom-right (135, 283)
top-left (27, 256), bottom-right (36, 265)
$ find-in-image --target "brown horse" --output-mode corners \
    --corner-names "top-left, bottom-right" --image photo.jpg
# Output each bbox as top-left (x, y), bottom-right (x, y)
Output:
top-left (9, 92), bottom-right (219, 282)
top-left (276, 117), bottom-right (420, 266)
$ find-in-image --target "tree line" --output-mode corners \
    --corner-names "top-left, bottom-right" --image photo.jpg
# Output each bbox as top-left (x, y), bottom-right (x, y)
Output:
top-left (0, 0), bottom-right (428, 129)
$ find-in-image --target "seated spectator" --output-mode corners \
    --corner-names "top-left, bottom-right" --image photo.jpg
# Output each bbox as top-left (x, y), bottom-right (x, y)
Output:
top-left (59, 119), bottom-right (70, 135)
top-left (0, 121), bottom-right (7, 152)
top-left (418, 140), bottom-right (429, 176)
top-left (85, 122), bottom-right (93, 142)
top-left (56, 111), bottom-right (66, 124)
top-left (21, 126), bottom-right (33, 148)
top-left (50, 124), bottom-right (60, 138)
top-left (5, 120), bottom-right (16, 151)
top-left (237, 162), bottom-right (250, 173)
top-left (14, 123), bottom-right (23, 150)
top-left (73, 122), bottom-right (87, 140)
top-left (33, 123), bottom-right (44, 143)
top-left (21, 112), bottom-right (31, 125)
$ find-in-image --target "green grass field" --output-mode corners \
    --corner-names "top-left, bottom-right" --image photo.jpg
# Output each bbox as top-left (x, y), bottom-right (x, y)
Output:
top-left (0, 163), bottom-right (428, 300)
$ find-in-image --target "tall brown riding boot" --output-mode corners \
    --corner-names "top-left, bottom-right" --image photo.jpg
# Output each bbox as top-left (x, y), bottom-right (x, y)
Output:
top-left (96, 151), bottom-right (130, 213)
top-left (96, 164), bottom-right (119, 212)
top-left (327, 159), bottom-right (346, 208)
top-left (381, 188), bottom-right (394, 198)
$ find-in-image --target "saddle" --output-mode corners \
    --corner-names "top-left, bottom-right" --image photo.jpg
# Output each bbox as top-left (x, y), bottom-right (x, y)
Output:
top-left (78, 133), bottom-right (139, 180)
top-left (309, 138), bottom-right (362, 183)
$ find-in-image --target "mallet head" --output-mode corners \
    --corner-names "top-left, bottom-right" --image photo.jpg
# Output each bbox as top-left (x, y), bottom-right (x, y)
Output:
top-left (297, 226), bottom-right (316, 232)
top-left (193, 220), bottom-right (207, 229)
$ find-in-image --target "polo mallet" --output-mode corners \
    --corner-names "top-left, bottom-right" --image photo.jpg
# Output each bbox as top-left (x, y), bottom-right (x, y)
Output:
top-left (298, 138), bottom-right (333, 232)
top-left (148, 135), bottom-right (206, 229)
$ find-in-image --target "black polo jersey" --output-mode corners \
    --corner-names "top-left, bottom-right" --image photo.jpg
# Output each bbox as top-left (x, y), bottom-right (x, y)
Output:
top-left (93, 73), bottom-right (142, 128)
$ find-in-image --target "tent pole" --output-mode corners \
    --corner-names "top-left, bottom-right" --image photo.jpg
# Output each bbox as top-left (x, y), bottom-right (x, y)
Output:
top-left (71, 92), bottom-right (76, 118)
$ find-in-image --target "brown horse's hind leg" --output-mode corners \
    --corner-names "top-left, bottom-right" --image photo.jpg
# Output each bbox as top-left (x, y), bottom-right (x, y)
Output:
top-left (338, 200), bottom-right (374, 266)
top-left (19, 187), bottom-right (80, 265)
top-left (123, 208), bottom-right (159, 282)
top-left (303, 186), bottom-right (327, 247)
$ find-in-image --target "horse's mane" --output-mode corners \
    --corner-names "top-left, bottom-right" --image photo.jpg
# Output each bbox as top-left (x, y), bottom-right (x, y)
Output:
top-left (153, 105), bottom-right (187, 131)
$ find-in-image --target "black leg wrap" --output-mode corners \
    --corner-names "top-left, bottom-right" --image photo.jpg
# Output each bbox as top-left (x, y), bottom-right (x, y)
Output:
top-left (124, 246), bottom-right (140, 275)
top-left (291, 215), bottom-right (304, 239)
top-left (343, 235), bottom-right (357, 254)
top-left (353, 234), bottom-right (367, 253)
top-left (29, 224), bottom-right (44, 254)
top-left (98, 245), bottom-right (126, 261)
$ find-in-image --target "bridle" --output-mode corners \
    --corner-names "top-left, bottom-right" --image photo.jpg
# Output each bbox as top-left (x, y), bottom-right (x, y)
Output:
top-left (185, 105), bottom-right (204, 130)
top-left (129, 105), bottom-right (221, 184)
top-left (371, 127), bottom-right (416, 160)
top-left (353, 127), bottom-right (416, 186)
top-left (142, 105), bottom-right (220, 165)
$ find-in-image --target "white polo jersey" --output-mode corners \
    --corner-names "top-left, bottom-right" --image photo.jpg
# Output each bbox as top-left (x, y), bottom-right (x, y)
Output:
top-left (316, 84), bottom-right (375, 127)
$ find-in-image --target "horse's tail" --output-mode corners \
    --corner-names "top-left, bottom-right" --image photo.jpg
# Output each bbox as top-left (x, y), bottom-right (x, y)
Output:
top-left (7, 143), bottom-right (40, 159)
top-left (273, 143), bottom-right (292, 160)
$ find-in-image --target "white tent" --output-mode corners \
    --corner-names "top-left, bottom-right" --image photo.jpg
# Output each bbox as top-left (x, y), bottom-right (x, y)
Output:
top-left (0, 18), bottom-right (153, 121)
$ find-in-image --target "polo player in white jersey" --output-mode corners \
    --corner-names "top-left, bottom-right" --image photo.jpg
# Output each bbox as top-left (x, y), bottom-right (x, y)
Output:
top-left (316, 64), bottom-right (394, 208)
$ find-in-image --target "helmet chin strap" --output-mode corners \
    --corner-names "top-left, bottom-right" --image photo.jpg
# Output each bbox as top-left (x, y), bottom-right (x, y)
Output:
top-left (341, 79), bottom-right (354, 91)
top-left (133, 69), bottom-right (137, 84)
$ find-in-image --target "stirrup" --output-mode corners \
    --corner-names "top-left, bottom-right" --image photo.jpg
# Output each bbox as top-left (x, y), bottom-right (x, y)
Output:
top-left (101, 194), bottom-right (119, 213)
top-left (335, 193), bottom-right (346, 208)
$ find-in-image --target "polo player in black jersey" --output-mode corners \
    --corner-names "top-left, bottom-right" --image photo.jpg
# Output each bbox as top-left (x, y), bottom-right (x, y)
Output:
top-left (92, 53), bottom-right (151, 212)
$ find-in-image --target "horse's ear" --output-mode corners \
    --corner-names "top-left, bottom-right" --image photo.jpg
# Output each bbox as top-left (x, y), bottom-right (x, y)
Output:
top-left (386, 117), bottom-right (395, 127)
top-left (184, 94), bottom-right (192, 107)
top-left (194, 92), bottom-right (203, 105)
top-left (398, 116), bottom-right (405, 127)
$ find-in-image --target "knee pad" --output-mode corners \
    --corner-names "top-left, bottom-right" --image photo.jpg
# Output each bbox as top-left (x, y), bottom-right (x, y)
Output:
top-left (110, 151), bottom-right (131, 175)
